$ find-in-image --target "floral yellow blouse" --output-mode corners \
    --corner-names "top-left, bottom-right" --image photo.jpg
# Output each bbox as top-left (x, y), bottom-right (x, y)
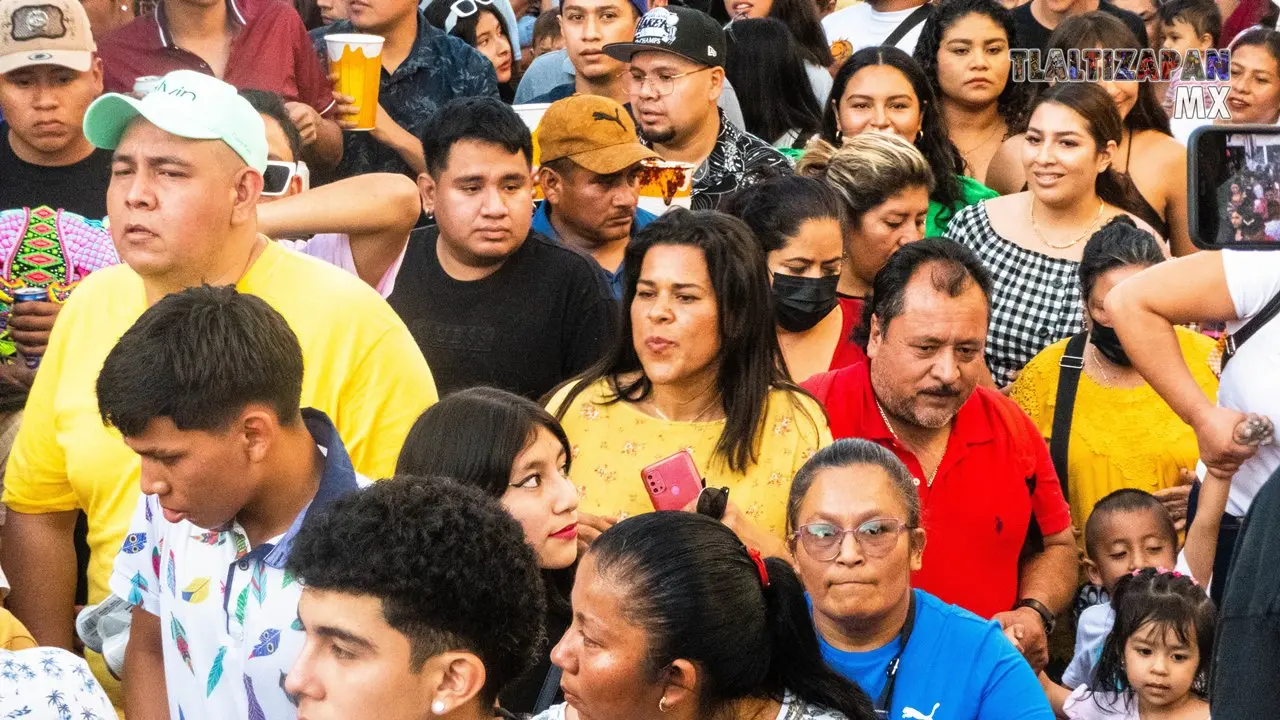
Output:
top-left (547, 378), bottom-right (833, 541)
top-left (1008, 327), bottom-right (1219, 535)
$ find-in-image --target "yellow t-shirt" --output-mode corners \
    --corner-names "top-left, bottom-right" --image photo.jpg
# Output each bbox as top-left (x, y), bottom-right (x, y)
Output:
top-left (548, 378), bottom-right (832, 540)
top-left (1008, 327), bottom-right (1218, 534)
top-left (2, 241), bottom-right (437, 695)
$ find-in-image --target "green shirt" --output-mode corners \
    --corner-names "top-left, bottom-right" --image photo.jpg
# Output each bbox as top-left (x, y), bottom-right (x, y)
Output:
top-left (928, 174), bottom-right (999, 238)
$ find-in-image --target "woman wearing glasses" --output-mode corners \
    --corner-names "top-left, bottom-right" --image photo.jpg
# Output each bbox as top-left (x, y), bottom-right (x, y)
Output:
top-left (425, 0), bottom-right (519, 101)
top-left (787, 439), bottom-right (1054, 720)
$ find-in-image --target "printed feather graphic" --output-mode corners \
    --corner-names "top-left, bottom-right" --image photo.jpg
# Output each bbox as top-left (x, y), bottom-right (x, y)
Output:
top-left (281, 569), bottom-right (296, 589)
top-left (145, 499), bottom-right (152, 523)
top-left (235, 585), bottom-right (250, 625)
top-left (152, 546), bottom-right (160, 579)
top-left (170, 616), bottom-right (193, 673)
top-left (207, 647), bottom-right (226, 696)
top-left (250, 629), bottom-right (280, 659)
top-left (121, 532), bottom-right (146, 554)
top-left (250, 561), bottom-right (266, 605)
top-left (233, 533), bottom-right (248, 558)
top-left (245, 675), bottom-right (266, 720)
top-left (182, 577), bottom-right (211, 604)
top-left (128, 573), bottom-right (148, 606)
top-left (167, 550), bottom-right (177, 596)
top-left (194, 531), bottom-right (223, 546)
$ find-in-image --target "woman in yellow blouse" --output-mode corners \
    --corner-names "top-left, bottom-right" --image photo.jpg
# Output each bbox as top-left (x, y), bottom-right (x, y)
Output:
top-left (1009, 218), bottom-right (1218, 537)
top-left (548, 210), bottom-right (832, 560)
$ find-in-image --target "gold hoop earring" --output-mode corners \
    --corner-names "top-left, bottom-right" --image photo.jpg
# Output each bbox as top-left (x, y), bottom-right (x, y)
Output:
top-left (658, 697), bottom-right (671, 713)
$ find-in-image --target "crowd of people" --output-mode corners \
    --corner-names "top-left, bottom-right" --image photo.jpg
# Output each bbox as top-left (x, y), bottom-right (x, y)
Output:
top-left (1, 0), bottom-right (1280, 715)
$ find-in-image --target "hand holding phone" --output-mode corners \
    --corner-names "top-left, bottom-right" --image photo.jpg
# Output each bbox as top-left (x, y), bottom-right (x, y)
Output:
top-left (641, 450), bottom-right (704, 511)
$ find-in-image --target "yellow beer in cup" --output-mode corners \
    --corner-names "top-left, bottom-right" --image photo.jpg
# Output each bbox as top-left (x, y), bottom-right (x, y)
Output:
top-left (325, 33), bottom-right (385, 131)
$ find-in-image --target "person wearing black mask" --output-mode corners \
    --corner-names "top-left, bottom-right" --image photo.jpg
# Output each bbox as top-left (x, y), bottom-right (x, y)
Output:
top-left (1008, 216), bottom-right (1216, 553)
top-left (721, 176), bottom-right (866, 383)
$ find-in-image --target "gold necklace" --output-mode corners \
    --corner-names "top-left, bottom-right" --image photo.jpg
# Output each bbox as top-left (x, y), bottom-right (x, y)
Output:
top-left (1029, 197), bottom-right (1105, 250)
top-left (1088, 344), bottom-right (1112, 386)
top-left (874, 398), bottom-right (937, 487)
top-left (958, 123), bottom-right (1003, 159)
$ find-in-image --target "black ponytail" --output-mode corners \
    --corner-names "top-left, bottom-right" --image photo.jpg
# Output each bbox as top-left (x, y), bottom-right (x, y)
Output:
top-left (760, 556), bottom-right (878, 718)
top-left (589, 512), bottom-right (875, 719)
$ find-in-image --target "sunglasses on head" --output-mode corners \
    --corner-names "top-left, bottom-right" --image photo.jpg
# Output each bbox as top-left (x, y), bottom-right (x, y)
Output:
top-left (445, 0), bottom-right (495, 33)
top-left (261, 160), bottom-right (305, 197)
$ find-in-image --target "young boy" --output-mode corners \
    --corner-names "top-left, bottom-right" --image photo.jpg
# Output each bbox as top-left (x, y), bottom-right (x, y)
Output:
top-left (532, 8), bottom-right (565, 60)
top-left (1159, 0), bottom-right (1224, 129)
top-left (103, 286), bottom-right (369, 720)
top-left (283, 476), bottom-right (546, 719)
top-left (1060, 489), bottom-right (1180, 689)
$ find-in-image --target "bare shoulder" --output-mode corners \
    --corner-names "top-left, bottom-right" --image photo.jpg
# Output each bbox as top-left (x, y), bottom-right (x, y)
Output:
top-left (1135, 130), bottom-right (1188, 169)
top-left (984, 133), bottom-right (1027, 195)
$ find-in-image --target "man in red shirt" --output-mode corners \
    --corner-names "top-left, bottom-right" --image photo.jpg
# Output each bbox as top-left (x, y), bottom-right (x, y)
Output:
top-left (95, 0), bottom-right (343, 168)
top-left (803, 238), bottom-right (1076, 673)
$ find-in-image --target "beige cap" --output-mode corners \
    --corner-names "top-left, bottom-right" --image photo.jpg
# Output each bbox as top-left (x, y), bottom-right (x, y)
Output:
top-left (0, 0), bottom-right (95, 74)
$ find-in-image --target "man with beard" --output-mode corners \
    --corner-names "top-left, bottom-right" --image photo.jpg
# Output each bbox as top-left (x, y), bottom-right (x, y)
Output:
top-left (602, 6), bottom-right (790, 210)
top-left (802, 239), bottom-right (1077, 675)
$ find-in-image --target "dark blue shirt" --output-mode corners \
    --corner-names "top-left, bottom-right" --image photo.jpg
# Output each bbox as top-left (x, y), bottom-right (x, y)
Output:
top-left (312, 15), bottom-right (499, 179)
top-left (531, 201), bottom-right (656, 300)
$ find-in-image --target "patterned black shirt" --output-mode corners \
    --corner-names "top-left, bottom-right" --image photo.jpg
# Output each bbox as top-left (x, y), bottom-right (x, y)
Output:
top-left (312, 15), bottom-right (499, 179)
top-left (686, 111), bottom-right (793, 210)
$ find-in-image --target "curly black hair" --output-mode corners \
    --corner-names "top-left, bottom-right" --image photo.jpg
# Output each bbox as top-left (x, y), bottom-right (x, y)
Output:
top-left (287, 475), bottom-right (547, 705)
top-left (913, 0), bottom-right (1030, 136)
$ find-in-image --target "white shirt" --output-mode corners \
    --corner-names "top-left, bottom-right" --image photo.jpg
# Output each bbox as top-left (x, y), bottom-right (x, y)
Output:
top-left (806, 60), bottom-right (834, 107)
top-left (822, 2), bottom-right (928, 64)
top-left (1062, 601), bottom-right (1115, 689)
top-left (1219, 249), bottom-right (1280, 516)
top-left (108, 412), bottom-right (369, 720)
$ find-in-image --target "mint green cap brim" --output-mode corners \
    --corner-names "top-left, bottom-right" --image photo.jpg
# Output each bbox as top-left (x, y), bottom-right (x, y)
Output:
top-left (83, 92), bottom-right (265, 173)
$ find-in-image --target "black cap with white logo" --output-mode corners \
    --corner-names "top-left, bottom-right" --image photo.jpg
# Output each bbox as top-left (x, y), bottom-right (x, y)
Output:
top-left (603, 6), bottom-right (727, 68)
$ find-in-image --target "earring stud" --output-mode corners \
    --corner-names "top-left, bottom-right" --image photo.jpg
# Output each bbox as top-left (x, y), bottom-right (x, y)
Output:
top-left (431, 700), bottom-right (446, 715)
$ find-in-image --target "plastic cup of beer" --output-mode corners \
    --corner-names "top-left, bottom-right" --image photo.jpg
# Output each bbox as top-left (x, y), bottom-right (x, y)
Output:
top-left (325, 33), bottom-right (385, 131)
top-left (636, 159), bottom-right (695, 216)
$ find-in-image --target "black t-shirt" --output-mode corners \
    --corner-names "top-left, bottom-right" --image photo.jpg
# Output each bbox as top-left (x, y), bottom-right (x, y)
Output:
top-left (0, 124), bottom-right (113, 219)
top-left (386, 227), bottom-right (617, 400)
top-left (1011, 1), bottom-right (1149, 51)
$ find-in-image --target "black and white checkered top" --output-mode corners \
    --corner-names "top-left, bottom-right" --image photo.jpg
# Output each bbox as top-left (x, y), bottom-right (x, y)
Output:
top-left (946, 202), bottom-right (1085, 387)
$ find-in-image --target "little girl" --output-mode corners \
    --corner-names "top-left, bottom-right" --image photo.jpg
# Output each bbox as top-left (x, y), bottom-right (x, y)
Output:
top-left (1047, 568), bottom-right (1214, 720)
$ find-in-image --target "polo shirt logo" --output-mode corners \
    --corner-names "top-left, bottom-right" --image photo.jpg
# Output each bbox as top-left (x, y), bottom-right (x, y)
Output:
top-left (904, 703), bottom-right (941, 720)
top-left (11, 5), bottom-right (67, 41)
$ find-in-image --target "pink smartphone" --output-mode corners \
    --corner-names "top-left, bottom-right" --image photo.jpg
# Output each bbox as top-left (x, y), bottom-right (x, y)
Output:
top-left (641, 450), bottom-right (704, 512)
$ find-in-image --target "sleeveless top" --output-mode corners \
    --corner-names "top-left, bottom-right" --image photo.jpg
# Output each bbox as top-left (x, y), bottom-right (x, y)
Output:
top-left (945, 203), bottom-right (1084, 387)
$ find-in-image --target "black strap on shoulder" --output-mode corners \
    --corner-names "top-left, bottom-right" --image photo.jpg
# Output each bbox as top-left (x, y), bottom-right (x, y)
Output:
top-left (884, 4), bottom-right (933, 47)
top-left (1049, 333), bottom-right (1088, 497)
top-left (1222, 290), bottom-right (1280, 370)
top-left (534, 665), bottom-right (563, 714)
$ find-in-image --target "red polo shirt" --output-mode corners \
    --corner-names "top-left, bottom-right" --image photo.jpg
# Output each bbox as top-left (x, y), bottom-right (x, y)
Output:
top-left (802, 362), bottom-right (1072, 619)
top-left (97, 0), bottom-right (334, 114)
top-left (829, 295), bottom-right (868, 370)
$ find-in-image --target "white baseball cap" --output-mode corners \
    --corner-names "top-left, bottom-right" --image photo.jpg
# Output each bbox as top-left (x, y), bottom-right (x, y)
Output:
top-left (83, 70), bottom-right (268, 173)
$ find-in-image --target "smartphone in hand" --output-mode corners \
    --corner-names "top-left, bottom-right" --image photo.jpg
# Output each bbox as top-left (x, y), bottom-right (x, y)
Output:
top-left (641, 450), bottom-right (704, 511)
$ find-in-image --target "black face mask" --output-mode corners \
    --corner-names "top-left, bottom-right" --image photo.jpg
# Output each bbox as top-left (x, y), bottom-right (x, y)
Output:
top-left (1089, 319), bottom-right (1131, 366)
top-left (773, 273), bottom-right (839, 332)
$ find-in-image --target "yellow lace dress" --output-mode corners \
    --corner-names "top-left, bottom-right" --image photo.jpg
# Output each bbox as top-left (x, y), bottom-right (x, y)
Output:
top-left (1008, 327), bottom-right (1219, 535)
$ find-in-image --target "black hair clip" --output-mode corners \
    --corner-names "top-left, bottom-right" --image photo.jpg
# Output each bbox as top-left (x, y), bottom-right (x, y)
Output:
top-left (697, 485), bottom-right (730, 521)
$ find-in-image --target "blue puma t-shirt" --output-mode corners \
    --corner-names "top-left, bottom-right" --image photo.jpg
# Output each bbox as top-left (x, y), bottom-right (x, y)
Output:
top-left (815, 589), bottom-right (1053, 720)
